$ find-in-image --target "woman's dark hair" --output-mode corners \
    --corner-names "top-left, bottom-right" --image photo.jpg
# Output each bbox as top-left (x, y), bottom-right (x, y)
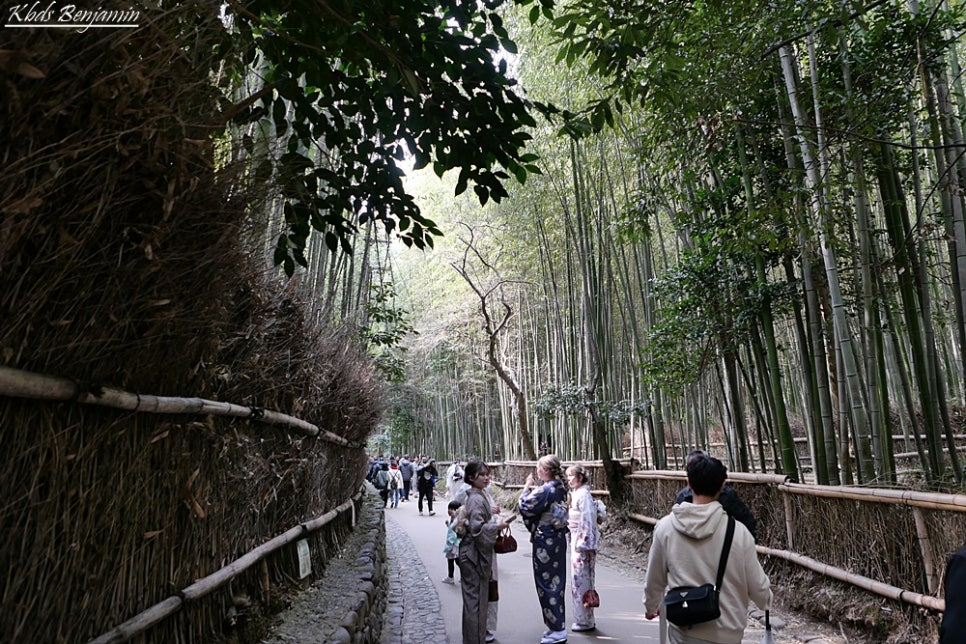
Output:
top-left (463, 459), bottom-right (489, 483)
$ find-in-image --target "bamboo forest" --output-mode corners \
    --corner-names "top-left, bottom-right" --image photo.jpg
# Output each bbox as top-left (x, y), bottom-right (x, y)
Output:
top-left (5, 0), bottom-right (966, 642)
top-left (366, 1), bottom-right (966, 492)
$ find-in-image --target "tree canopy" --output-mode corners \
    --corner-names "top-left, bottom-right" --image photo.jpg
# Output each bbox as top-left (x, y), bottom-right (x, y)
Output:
top-left (225, 0), bottom-right (552, 274)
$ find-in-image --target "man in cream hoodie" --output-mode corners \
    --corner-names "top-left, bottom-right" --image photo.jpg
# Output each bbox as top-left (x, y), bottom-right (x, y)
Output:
top-left (643, 454), bottom-right (772, 643)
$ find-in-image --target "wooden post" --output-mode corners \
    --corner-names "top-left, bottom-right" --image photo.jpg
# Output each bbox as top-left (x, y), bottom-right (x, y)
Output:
top-left (912, 507), bottom-right (938, 594)
top-left (783, 494), bottom-right (795, 551)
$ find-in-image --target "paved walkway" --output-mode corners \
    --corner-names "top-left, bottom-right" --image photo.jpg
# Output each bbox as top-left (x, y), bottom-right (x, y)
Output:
top-left (377, 495), bottom-right (825, 644)
top-left (382, 514), bottom-right (449, 644)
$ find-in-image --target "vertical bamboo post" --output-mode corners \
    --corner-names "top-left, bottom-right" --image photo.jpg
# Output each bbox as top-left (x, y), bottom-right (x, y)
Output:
top-left (783, 494), bottom-right (795, 550)
top-left (912, 506), bottom-right (938, 594)
top-left (260, 559), bottom-right (271, 604)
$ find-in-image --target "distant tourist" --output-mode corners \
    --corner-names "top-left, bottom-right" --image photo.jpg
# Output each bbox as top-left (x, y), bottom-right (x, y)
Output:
top-left (674, 449), bottom-right (757, 541)
top-left (459, 460), bottom-right (515, 644)
top-left (447, 457), bottom-right (465, 498)
top-left (416, 457), bottom-right (439, 516)
top-left (398, 454), bottom-right (415, 501)
top-left (644, 453), bottom-right (771, 643)
top-left (373, 461), bottom-right (390, 508)
top-left (387, 459), bottom-right (403, 508)
top-left (519, 454), bottom-right (570, 644)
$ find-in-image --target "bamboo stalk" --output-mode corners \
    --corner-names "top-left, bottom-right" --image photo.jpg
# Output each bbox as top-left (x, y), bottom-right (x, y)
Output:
top-left (87, 495), bottom-right (359, 643)
top-left (0, 365), bottom-right (359, 446)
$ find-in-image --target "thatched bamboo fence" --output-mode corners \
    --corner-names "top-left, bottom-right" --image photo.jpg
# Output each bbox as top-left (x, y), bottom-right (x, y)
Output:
top-left (501, 462), bottom-right (962, 617)
top-left (89, 493), bottom-right (362, 643)
top-left (2, 4), bottom-right (382, 642)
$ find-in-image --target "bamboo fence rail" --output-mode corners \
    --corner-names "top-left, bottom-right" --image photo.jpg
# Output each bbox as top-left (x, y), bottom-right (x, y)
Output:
top-left (0, 365), bottom-right (362, 448)
top-left (87, 492), bottom-right (362, 644)
top-left (623, 469), bottom-right (959, 614)
top-left (505, 462), bottom-right (959, 615)
top-left (779, 481), bottom-right (966, 512)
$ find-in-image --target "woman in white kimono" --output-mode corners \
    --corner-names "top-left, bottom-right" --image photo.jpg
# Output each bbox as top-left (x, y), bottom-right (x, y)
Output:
top-left (459, 460), bottom-right (514, 644)
top-left (566, 464), bottom-right (600, 632)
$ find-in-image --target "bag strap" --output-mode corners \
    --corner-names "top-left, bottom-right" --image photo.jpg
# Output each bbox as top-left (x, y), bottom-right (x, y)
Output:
top-left (714, 517), bottom-right (736, 591)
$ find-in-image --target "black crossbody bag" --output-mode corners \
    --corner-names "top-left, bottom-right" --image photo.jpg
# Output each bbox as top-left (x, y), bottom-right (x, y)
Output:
top-left (663, 516), bottom-right (736, 627)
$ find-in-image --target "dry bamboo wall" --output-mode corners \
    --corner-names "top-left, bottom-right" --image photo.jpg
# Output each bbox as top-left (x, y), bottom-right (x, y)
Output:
top-left (1, 4), bottom-right (384, 641)
top-left (501, 461), bottom-right (964, 612)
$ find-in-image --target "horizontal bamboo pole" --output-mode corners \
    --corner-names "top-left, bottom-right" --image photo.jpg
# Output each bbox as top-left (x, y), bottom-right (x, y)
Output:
top-left (0, 365), bottom-right (359, 447)
top-left (628, 470), bottom-right (790, 485)
top-left (779, 481), bottom-right (966, 512)
top-left (503, 459), bottom-right (634, 468)
top-left (502, 483), bottom-right (610, 496)
top-left (757, 546), bottom-right (945, 612)
top-left (628, 511), bottom-right (659, 526)
top-left (87, 495), bottom-right (360, 644)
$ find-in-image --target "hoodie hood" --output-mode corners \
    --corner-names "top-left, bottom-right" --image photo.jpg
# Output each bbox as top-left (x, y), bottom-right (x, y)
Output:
top-left (669, 500), bottom-right (726, 540)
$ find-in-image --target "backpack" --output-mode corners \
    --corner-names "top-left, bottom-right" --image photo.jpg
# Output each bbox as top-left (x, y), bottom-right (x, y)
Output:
top-left (375, 470), bottom-right (388, 490)
top-left (595, 498), bottom-right (607, 523)
top-left (389, 473), bottom-right (399, 490)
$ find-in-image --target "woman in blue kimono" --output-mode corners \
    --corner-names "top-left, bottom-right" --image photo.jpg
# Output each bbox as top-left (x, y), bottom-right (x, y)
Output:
top-left (519, 454), bottom-right (570, 644)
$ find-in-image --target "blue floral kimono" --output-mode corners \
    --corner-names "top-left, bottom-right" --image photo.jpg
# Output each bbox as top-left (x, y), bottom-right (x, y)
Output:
top-left (519, 479), bottom-right (569, 632)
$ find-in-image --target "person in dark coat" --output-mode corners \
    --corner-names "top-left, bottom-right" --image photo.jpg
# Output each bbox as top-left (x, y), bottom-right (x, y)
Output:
top-left (399, 454), bottom-right (415, 501)
top-left (416, 457), bottom-right (439, 516)
top-left (673, 449), bottom-right (757, 542)
top-left (940, 542), bottom-right (966, 643)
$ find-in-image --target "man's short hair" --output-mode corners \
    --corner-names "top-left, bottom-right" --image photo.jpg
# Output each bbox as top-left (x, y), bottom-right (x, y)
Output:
top-left (686, 454), bottom-right (727, 497)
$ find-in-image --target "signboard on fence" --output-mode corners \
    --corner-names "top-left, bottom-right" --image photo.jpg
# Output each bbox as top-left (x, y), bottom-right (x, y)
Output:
top-left (297, 539), bottom-right (311, 579)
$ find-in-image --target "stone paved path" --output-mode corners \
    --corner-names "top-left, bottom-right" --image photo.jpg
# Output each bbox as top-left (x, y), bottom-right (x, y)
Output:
top-left (381, 513), bottom-right (448, 644)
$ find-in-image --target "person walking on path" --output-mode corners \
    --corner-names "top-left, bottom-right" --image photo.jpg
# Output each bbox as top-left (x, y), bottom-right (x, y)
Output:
top-left (446, 457), bottom-right (465, 498)
top-left (459, 460), bottom-right (515, 644)
top-left (566, 464), bottom-right (600, 633)
top-left (374, 462), bottom-right (390, 508)
top-left (399, 454), bottom-right (415, 501)
top-left (644, 453), bottom-right (772, 644)
top-left (387, 460), bottom-right (404, 508)
top-left (443, 500), bottom-right (463, 585)
top-left (674, 449), bottom-right (757, 542)
top-left (519, 454), bottom-right (570, 644)
top-left (416, 457), bottom-right (439, 516)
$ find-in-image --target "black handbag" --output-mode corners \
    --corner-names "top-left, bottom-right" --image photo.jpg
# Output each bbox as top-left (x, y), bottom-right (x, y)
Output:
top-left (663, 517), bottom-right (735, 627)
